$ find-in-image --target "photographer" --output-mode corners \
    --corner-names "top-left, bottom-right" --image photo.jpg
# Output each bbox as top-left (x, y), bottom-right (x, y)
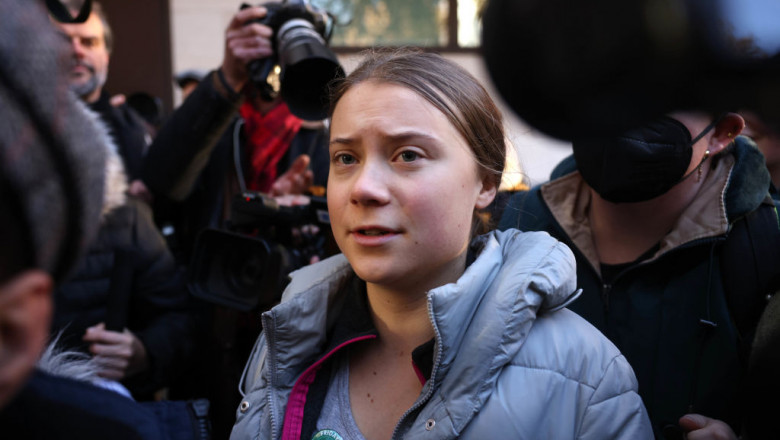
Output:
top-left (142, 4), bottom-right (339, 438)
top-left (143, 3), bottom-right (332, 266)
top-left (52, 0), bottom-right (153, 204)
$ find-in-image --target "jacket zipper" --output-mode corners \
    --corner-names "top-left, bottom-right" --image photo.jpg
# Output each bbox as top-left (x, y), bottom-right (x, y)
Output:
top-left (262, 312), bottom-right (280, 440)
top-left (601, 283), bottom-right (612, 315)
top-left (390, 297), bottom-right (443, 439)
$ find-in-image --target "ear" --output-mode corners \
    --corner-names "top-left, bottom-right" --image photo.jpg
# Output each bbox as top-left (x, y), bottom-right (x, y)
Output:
top-left (709, 113), bottom-right (745, 156)
top-left (0, 270), bottom-right (53, 407)
top-left (475, 175), bottom-right (499, 210)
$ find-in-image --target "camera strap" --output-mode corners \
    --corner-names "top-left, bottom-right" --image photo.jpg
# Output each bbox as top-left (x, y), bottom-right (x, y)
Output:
top-left (47, 0), bottom-right (92, 23)
top-left (233, 118), bottom-right (248, 194)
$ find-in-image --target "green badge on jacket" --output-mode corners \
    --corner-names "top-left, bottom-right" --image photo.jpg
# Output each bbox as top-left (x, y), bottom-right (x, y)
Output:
top-left (312, 429), bottom-right (344, 440)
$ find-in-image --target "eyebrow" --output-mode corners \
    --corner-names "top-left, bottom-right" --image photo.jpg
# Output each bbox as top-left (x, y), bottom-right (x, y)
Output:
top-left (330, 130), bottom-right (439, 147)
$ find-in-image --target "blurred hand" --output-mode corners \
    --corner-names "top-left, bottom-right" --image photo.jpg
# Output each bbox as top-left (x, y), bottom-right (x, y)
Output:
top-left (270, 154), bottom-right (314, 197)
top-left (83, 323), bottom-right (149, 381)
top-left (274, 194), bottom-right (311, 207)
top-left (274, 193), bottom-right (321, 266)
top-left (127, 179), bottom-right (153, 204)
top-left (110, 93), bottom-right (126, 107)
top-left (220, 5), bottom-right (274, 92)
top-left (679, 414), bottom-right (738, 440)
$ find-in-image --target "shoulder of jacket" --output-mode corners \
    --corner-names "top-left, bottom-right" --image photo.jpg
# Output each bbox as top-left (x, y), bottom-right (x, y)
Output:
top-left (508, 308), bottom-right (627, 389)
top-left (280, 254), bottom-right (351, 302)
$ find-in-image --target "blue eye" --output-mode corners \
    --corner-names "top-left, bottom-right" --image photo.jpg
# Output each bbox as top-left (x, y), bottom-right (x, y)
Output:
top-left (399, 151), bottom-right (419, 162)
top-left (336, 153), bottom-right (356, 165)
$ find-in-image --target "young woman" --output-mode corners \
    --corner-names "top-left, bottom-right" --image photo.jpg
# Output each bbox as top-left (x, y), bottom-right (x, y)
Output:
top-left (230, 48), bottom-right (652, 440)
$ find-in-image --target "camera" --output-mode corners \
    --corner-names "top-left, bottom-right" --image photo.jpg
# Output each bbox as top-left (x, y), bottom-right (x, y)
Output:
top-left (187, 191), bottom-right (331, 312)
top-left (241, 1), bottom-right (345, 121)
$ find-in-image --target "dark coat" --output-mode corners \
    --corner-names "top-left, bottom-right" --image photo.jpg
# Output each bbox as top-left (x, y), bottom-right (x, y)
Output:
top-left (90, 90), bottom-right (150, 182)
top-left (0, 370), bottom-right (166, 440)
top-left (52, 197), bottom-right (196, 399)
top-left (498, 137), bottom-right (777, 437)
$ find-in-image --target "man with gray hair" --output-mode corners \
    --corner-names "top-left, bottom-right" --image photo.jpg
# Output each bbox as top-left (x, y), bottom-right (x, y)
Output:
top-left (52, 0), bottom-right (152, 200)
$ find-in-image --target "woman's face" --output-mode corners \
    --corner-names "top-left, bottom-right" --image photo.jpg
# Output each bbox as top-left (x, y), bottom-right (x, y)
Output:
top-left (327, 81), bottom-right (496, 293)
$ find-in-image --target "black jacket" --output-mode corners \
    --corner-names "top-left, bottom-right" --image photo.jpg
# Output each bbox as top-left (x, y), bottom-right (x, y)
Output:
top-left (498, 137), bottom-right (779, 437)
top-left (90, 90), bottom-right (150, 181)
top-left (52, 197), bottom-right (197, 399)
top-left (0, 370), bottom-right (165, 439)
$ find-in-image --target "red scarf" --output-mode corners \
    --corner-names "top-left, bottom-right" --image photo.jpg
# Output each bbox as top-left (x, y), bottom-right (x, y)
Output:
top-left (240, 100), bottom-right (302, 193)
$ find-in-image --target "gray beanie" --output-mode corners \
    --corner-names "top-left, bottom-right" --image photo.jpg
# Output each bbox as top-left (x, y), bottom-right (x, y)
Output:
top-left (0, 0), bottom-right (108, 283)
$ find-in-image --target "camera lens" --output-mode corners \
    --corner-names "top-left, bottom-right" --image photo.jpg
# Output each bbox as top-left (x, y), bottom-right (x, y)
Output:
top-left (276, 19), bottom-right (345, 120)
top-left (228, 253), bottom-right (266, 297)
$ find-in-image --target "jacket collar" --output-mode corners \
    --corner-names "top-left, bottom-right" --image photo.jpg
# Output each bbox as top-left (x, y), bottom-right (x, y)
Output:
top-left (425, 230), bottom-right (577, 431)
top-left (722, 136), bottom-right (774, 222)
top-left (540, 137), bottom-right (769, 272)
top-left (424, 230), bottom-right (576, 432)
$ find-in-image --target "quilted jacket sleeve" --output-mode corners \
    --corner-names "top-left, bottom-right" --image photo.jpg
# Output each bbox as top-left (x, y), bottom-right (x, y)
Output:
top-left (577, 353), bottom-right (653, 440)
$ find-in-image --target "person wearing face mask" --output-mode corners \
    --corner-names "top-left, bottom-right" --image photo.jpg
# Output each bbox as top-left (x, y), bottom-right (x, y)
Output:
top-left (499, 111), bottom-right (780, 439)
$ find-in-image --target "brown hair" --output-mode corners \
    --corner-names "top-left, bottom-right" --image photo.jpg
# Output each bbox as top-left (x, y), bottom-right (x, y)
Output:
top-left (328, 48), bottom-right (506, 235)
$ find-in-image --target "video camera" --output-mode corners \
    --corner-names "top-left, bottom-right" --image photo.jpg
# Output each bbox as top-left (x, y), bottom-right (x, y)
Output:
top-left (241, 0), bottom-right (345, 121)
top-left (482, 0), bottom-right (780, 141)
top-left (187, 192), bottom-right (330, 312)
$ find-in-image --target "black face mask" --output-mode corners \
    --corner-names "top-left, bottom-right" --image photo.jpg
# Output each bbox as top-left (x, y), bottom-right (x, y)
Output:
top-left (572, 116), bottom-right (717, 203)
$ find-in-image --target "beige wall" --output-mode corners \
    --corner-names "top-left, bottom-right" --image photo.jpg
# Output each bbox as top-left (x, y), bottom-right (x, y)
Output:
top-left (169, 0), bottom-right (572, 186)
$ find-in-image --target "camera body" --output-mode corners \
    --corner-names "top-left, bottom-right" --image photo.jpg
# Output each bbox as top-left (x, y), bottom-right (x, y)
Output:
top-left (187, 192), bottom-right (331, 312)
top-left (242, 1), bottom-right (344, 121)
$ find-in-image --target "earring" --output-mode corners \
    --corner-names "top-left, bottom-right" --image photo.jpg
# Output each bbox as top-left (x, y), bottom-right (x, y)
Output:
top-left (697, 150), bottom-right (711, 182)
top-left (727, 132), bottom-right (733, 138)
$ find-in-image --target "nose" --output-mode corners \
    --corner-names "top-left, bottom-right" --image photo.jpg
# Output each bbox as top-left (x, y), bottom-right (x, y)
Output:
top-left (69, 37), bottom-right (86, 58)
top-left (349, 160), bottom-right (391, 206)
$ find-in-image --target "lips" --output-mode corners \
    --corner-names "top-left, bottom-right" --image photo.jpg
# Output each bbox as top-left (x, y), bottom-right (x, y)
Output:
top-left (358, 229), bottom-right (390, 236)
top-left (352, 225), bottom-right (396, 235)
top-left (349, 226), bottom-right (399, 245)
top-left (70, 60), bottom-right (94, 75)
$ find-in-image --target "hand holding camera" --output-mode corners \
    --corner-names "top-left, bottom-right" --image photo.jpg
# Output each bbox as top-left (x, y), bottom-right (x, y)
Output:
top-left (220, 4), bottom-right (274, 92)
top-left (220, 1), bottom-right (344, 120)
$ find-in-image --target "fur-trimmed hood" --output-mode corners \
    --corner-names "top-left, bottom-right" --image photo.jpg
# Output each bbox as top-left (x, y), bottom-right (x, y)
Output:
top-left (83, 103), bottom-right (129, 219)
top-left (0, 0), bottom-right (108, 282)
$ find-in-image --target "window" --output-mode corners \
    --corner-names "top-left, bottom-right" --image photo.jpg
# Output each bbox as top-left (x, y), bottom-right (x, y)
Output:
top-left (313, 0), bottom-right (483, 51)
